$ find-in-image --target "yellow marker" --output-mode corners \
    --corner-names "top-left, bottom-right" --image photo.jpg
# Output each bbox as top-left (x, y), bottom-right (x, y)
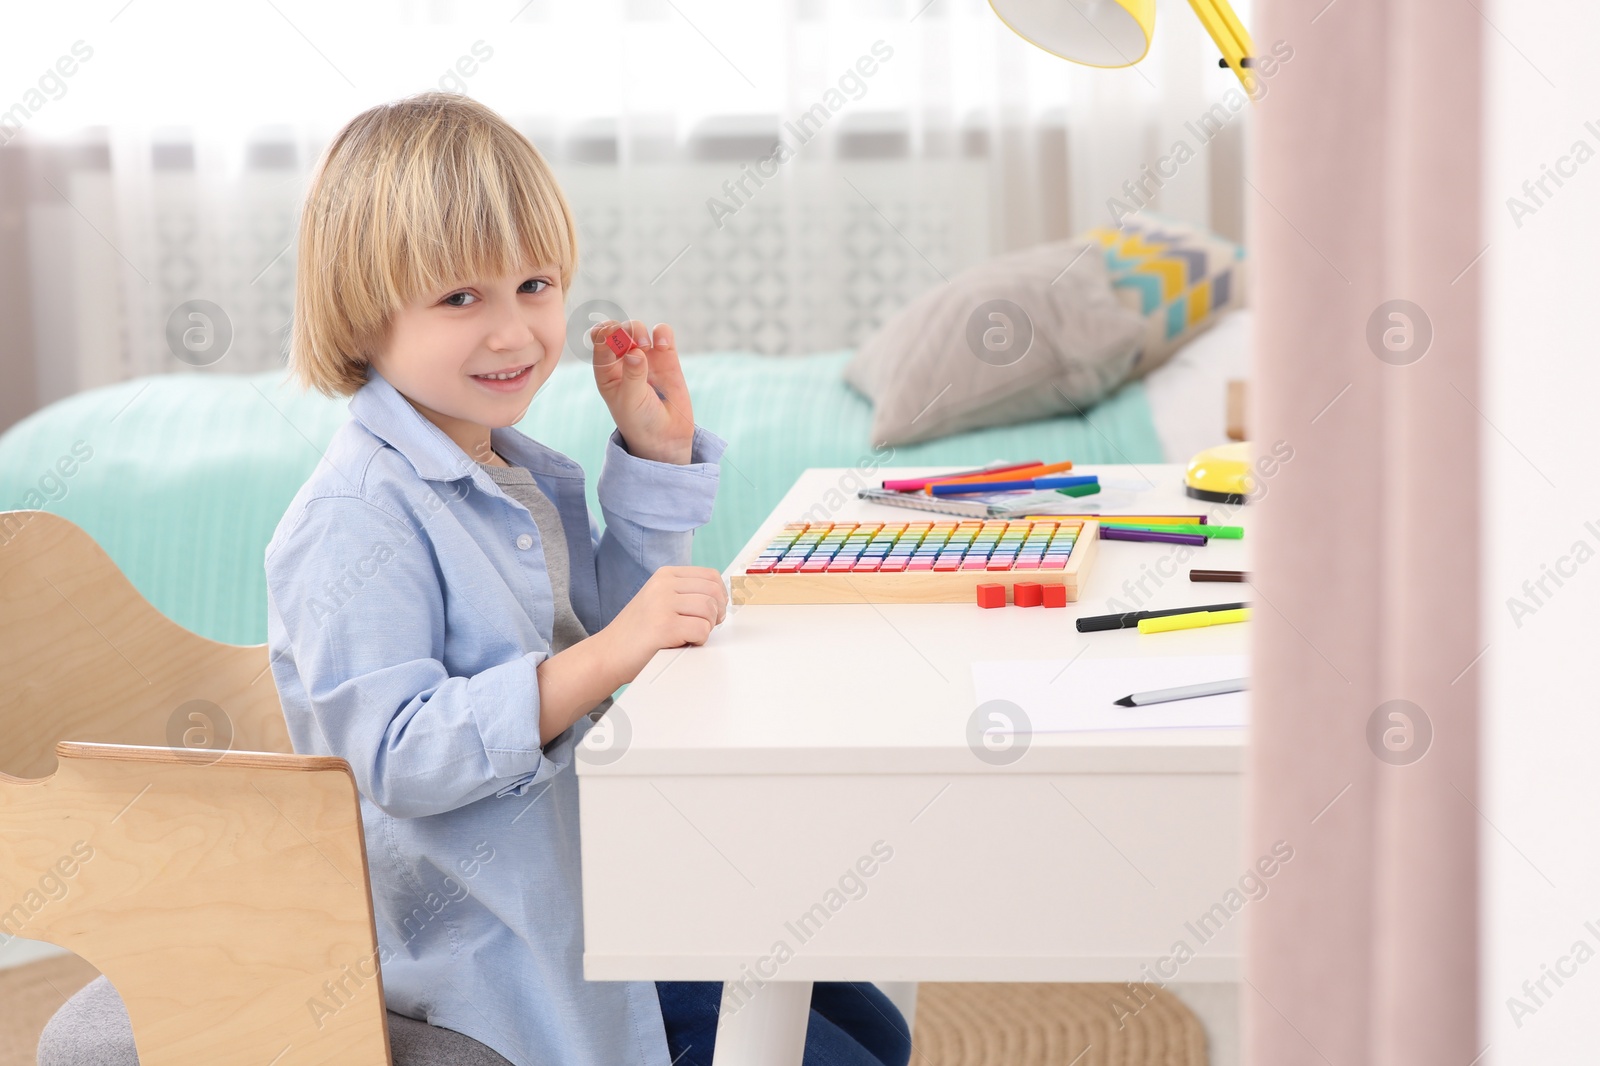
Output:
top-left (1138, 607), bottom-right (1252, 634)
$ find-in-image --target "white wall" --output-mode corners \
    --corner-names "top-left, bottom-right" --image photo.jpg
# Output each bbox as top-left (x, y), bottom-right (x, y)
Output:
top-left (1483, 0), bottom-right (1600, 1058)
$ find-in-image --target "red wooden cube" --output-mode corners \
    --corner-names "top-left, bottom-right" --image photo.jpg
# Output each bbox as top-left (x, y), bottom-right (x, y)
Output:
top-left (606, 327), bottom-right (637, 356)
top-left (1042, 583), bottom-right (1068, 608)
top-left (1013, 581), bottom-right (1043, 607)
top-left (975, 582), bottom-right (1007, 609)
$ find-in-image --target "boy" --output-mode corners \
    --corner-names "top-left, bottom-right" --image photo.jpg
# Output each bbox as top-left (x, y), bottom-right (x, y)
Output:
top-left (267, 92), bottom-right (908, 1066)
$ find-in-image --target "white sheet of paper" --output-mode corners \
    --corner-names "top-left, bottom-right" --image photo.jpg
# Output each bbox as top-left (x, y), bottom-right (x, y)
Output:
top-left (971, 654), bottom-right (1249, 733)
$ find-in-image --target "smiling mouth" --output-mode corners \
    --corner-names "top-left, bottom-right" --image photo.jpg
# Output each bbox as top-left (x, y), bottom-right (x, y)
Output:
top-left (471, 364), bottom-right (535, 383)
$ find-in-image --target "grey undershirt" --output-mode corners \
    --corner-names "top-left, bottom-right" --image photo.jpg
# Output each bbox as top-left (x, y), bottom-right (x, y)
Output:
top-left (479, 460), bottom-right (611, 720)
top-left (479, 461), bottom-right (590, 653)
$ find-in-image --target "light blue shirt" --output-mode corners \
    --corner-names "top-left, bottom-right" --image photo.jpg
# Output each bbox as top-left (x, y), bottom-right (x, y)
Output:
top-left (264, 364), bottom-right (726, 1066)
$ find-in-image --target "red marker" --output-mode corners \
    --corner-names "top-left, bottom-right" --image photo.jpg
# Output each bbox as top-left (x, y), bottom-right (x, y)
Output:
top-left (605, 327), bottom-right (637, 357)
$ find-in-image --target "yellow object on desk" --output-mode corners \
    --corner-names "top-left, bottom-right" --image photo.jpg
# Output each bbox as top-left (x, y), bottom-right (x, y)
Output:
top-left (1138, 607), bottom-right (1252, 633)
top-left (1185, 441), bottom-right (1255, 504)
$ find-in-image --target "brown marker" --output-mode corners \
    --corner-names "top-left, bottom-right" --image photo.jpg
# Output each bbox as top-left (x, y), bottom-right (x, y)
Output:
top-left (1190, 569), bottom-right (1248, 582)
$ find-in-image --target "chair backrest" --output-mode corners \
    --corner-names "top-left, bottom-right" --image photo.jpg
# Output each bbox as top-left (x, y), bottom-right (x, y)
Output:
top-left (0, 511), bottom-right (393, 1063)
top-left (0, 510), bottom-right (292, 778)
top-left (1, 742), bottom-right (395, 1064)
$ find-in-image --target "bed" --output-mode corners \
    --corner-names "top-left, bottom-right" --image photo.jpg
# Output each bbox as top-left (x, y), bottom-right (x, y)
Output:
top-left (0, 311), bottom-right (1247, 645)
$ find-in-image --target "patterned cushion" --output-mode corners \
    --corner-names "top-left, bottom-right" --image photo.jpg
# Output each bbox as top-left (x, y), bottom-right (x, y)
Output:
top-left (1084, 214), bottom-right (1247, 379)
top-left (840, 239), bottom-right (1148, 445)
top-left (37, 974), bottom-right (516, 1066)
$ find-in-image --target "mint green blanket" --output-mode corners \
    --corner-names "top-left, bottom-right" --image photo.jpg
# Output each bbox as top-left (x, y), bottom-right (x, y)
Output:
top-left (0, 353), bottom-right (1161, 644)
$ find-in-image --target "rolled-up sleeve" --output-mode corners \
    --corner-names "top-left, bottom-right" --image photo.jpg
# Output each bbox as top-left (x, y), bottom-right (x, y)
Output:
top-left (265, 495), bottom-right (568, 819)
top-left (591, 425), bottom-right (726, 624)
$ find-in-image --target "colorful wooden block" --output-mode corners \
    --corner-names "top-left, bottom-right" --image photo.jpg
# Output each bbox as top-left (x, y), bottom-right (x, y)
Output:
top-left (975, 583), bottom-right (1006, 609)
top-left (1013, 581), bottom-right (1043, 607)
top-left (1042, 583), bottom-right (1068, 608)
top-left (605, 327), bottom-right (637, 356)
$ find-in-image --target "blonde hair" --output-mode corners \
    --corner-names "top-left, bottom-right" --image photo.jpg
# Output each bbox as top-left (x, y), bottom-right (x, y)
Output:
top-left (290, 92), bottom-right (579, 397)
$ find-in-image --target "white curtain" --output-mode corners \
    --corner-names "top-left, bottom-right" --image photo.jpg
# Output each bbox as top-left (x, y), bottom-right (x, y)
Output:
top-left (7, 0), bottom-right (1249, 403)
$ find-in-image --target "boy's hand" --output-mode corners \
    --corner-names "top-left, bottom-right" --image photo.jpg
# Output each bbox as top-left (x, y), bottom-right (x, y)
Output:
top-left (590, 319), bottom-right (695, 465)
top-left (596, 566), bottom-right (727, 681)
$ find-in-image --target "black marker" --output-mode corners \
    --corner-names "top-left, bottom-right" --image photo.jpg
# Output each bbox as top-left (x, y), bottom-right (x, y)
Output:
top-left (1076, 601), bottom-right (1250, 633)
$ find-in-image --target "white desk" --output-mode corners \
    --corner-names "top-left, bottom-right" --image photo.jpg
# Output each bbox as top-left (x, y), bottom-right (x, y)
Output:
top-left (577, 465), bottom-right (1249, 1065)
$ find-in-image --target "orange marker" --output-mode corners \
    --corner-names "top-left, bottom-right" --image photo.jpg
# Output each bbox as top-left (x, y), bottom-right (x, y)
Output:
top-left (924, 460), bottom-right (1074, 494)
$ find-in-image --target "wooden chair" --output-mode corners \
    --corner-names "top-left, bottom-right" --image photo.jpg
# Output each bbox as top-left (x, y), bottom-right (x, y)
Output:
top-left (0, 510), bottom-right (399, 1063)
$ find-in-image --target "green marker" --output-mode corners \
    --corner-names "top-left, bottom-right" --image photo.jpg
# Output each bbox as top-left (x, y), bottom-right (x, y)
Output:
top-left (1054, 483), bottom-right (1101, 498)
top-left (1100, 522), bottom-right (1244, 539)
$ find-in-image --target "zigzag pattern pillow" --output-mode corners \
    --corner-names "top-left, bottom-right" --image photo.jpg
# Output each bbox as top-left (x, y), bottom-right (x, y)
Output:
top-left (1085, 215), bottom-right (1247, 379)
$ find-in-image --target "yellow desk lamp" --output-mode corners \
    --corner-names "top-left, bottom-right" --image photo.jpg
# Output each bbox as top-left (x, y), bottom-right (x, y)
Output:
top-left (987, 0), bottom-right (1257, 91)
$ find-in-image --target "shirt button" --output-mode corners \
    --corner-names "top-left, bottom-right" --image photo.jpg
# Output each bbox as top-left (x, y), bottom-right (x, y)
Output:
top-left (516, 533), bottom-right (533, 550)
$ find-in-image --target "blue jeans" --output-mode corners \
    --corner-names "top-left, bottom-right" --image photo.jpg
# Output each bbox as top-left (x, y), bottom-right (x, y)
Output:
top-left (656, 981), bottom-right (912, 1066)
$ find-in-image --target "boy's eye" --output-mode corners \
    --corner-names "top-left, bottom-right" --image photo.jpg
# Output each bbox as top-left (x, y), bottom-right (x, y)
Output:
top-left (443, 291), bottom-right (477, 307)
top-left (520, 278), bottom-right (551, 295)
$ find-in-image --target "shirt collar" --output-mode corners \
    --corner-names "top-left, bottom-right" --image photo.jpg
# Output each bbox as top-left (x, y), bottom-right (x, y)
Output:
top-left (348, 363), bottom-right (582, 483)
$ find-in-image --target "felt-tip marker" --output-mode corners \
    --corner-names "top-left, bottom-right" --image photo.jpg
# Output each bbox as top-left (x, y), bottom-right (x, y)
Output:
top-left (1076, 601), bottom-right (1250, 633)
top-left (1138, 607), bottom-right (1252, 633)
top-left (930, 474), bottom-right (1098, 496)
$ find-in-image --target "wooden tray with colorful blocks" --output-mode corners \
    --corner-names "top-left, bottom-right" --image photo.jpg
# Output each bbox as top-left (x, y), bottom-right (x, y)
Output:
top-left (729, 519), bottom-right (1099, 605)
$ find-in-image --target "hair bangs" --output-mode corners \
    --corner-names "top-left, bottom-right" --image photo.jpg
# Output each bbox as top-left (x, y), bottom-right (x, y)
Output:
top-left (385, 117), bottom-right (576, 306)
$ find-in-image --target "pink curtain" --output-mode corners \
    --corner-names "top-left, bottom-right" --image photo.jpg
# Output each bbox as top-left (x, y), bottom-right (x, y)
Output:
top-left (1246, 0), bottom-right (1482, 1062)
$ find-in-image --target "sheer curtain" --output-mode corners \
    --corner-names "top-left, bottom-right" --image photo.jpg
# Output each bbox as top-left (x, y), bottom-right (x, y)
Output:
top-left (3, 0), bottom-right (1249, 411)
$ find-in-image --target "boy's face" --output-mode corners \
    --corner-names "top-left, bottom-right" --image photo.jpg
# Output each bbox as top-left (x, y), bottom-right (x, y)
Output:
top-left (371, 263), bottom-right (565, 461)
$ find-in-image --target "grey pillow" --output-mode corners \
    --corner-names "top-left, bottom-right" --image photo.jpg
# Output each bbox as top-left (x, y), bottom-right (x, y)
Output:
top-left (843, 240), bottom-right (1147, 446)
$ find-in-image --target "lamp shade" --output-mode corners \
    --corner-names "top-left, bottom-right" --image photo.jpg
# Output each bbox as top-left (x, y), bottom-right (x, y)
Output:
top-left (988, 0), bottom-right (1156, 68)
